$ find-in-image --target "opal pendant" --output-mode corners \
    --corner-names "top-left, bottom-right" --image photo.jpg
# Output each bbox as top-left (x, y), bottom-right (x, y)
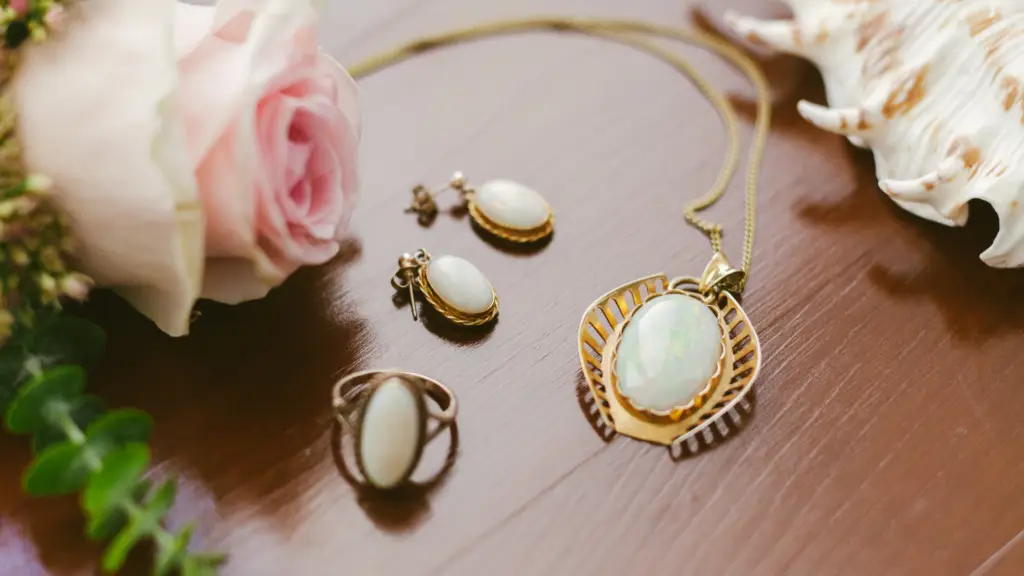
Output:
top-left (392, 249), bottom-right (499, 326)
top-left (577, 252), bottom-right (761, 449)
top-left (467, 179), bottom-right (554, 243)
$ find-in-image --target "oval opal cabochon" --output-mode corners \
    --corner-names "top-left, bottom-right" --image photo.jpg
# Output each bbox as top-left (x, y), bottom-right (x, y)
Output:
top-left (614, 293), bottom-right (723, 413)
top-left (475, 180), bottom-right (551, 231)
top-left (358, 377), bottom-right (423, 488)
top-left (425, 255), bottom-right (495, 315)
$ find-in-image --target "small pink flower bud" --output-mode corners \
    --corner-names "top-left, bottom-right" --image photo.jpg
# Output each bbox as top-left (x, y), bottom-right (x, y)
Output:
top-left (59, 273), bottom-right (92, 301)
top-left (44, 4), bottom-right (63, 30)
top-left (9, 0), bottom-right (30, 17)
top-left (39, 246), bottom-right (62, 271)
top-left (12, 195), bottom-right (39, 216)
top-left (37, 273), bottom-right (58, 297)
top-left (10, 247), bottom-right (29, 267)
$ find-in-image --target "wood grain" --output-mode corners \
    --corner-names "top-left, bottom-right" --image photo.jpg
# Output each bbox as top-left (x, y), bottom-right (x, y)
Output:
top-left (2, 0), bottom-right (1023, 574)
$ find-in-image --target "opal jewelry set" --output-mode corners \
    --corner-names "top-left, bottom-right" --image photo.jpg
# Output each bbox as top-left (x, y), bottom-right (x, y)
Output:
top-left (333, 17), bottom-right (771, 492)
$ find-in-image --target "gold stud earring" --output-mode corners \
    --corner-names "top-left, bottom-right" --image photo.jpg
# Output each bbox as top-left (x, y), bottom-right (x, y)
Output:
top-left (391, 248), bottom-right (499, 326)
top-left (332, 369), bottom-right (458, 491)
top-left (407, 172), bottom-right (554, 243)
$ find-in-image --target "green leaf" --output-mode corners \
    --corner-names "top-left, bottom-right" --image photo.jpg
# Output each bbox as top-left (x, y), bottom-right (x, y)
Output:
top-left (102, 514), bottom-right (147, 573)
top-left (23, 441), bottom-right (96, 496)
top-left (5, 366), bottom-right (85, 434)
top-left (155, 523), bottom-right (192, 576)
top-left (85, 409), bottom-right (153, 450)
top-left (0, 345), bottom-right (29, 413)
top-left (86, 510), bottom-right (125, 542)
top-left (33, 395), bottom-right (106, 454)
top-left (182, 554), bottom-right (227, 576)
top-left (85, 480), bottom-right (151, 541)
top-left (31, 316), bottom-right (106, 367)
top-left (102, 477), bottom-right (176, 574)
top-left (83, 443), bottom-right (150, 518)
top-left (146, 478), bottom-right (176, 519)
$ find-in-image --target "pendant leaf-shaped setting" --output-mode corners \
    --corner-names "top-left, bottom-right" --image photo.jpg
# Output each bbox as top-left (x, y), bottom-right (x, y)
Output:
top-left (577, 254), bottom-right (761, 451)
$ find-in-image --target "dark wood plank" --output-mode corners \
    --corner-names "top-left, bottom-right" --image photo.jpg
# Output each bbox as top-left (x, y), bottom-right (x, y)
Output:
top-left (1, 1), bottom-right (1022, 574)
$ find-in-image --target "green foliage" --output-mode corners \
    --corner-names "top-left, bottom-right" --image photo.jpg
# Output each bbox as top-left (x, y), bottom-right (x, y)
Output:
top-left (84, 443), bottom-right (151, 519)
top-left (32, 315), bottom-right (107, 366)
top-left (23, 440), bottom-right (95, 495)
top-left (0, 345), bottom-right (28, 412)
top-left (1, 315), bottom-right (225, 574)
top-left (5, 365), bottom-right (85, 433)
top-left (33, 394), bottom-right (105, 453)
top-left (86, 409), bottom-right (153, 450)
top-left (86, 479), bottom-right (151, 541)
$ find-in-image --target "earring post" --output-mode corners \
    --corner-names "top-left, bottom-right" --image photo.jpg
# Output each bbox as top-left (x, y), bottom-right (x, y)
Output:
top-left (409, 280), bottom-right (419, 321)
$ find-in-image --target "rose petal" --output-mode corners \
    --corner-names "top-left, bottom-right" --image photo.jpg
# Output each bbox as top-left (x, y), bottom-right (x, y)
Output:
top-left (15, 0), bottom-right (203, 337)
top-left (194, 128), bottom-right (255, 259)
top-left (201, 257), bottom-right (277, 304)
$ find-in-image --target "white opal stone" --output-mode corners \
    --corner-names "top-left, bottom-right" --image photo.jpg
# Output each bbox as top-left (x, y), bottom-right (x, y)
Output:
top-left (426, 255), bottom-right (495, 315)
top-left (475, 180), bottom-right (552, 231)
top-left (359, 377), bottom-right (423, 489)
top-left (615, 294), bottom-right (722, 413)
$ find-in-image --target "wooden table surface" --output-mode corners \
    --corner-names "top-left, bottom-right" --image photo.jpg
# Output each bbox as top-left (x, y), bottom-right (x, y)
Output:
top-left (2, 0), bottom-right (1023, 574)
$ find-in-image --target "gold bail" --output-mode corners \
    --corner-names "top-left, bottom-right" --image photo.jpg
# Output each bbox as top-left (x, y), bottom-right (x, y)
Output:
top-left (698, 252), bottom-right (745, 295)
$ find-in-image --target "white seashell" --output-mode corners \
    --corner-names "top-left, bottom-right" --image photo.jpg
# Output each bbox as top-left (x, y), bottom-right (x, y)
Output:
top-left (726, 0), bottom-right (1024, 267)
top-left (358, 377), bottom-right (424, 489)
top-left (615, 293), bottom-right (723, 414)
top-left (475, 180), bottom-right (552, 231)
top-left (425, 255), bottom-right (495, 315)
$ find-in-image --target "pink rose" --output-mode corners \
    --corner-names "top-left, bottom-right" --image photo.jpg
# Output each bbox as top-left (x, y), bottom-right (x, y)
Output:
top-left (176, 0), bottom-right (361, 303)
top-left (12, 0), bottom-right (361, 336)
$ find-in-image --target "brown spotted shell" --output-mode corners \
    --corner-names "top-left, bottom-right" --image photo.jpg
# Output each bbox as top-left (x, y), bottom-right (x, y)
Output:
top-left (727, 0), bottom-right (1024, 267)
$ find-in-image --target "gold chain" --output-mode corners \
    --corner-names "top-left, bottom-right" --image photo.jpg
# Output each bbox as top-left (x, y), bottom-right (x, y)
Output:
top-left (348, 17), bottom-right (771, 291)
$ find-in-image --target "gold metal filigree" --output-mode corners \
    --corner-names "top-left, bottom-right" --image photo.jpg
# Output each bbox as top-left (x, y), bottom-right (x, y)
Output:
top-left (577, 254), bottom-right (761, 449)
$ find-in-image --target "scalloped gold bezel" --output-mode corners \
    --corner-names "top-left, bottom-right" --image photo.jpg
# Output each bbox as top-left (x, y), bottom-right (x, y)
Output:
top-left (577, 273), bottom-right (760, 448)
top-left (417, 264), bottom-right (499, 327)
top-left (467, 198), bottom-right (554, 244)
top-left (606, 290), bottom-right (726, 422)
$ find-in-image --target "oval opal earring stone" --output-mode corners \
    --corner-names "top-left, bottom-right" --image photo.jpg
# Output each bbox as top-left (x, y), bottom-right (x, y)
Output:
top-left (356, 377), bottom-right (427, 489)
top-left (469, 180), bottom-right (554, 243)
top-left (419, 254), bottom-right (499, 325)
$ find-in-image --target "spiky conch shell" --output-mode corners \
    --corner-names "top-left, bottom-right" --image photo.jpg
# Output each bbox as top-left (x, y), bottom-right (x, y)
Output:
top-left (727, 0), bottom-right (1024, 267)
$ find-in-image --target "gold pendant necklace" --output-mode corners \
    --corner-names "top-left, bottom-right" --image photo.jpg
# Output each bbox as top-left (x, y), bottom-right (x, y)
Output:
top-left (349, 17), bottom-right (772, 454)
top-left (568, 23), bottom-right (771, 454)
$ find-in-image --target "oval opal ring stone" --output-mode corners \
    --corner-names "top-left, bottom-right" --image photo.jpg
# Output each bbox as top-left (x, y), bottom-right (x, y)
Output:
top-left (332, 370), bottom-right (458, 490)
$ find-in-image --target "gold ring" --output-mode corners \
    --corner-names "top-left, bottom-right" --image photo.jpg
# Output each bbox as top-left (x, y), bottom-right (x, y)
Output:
top-left (332, 369), bottom-right (458, 490)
